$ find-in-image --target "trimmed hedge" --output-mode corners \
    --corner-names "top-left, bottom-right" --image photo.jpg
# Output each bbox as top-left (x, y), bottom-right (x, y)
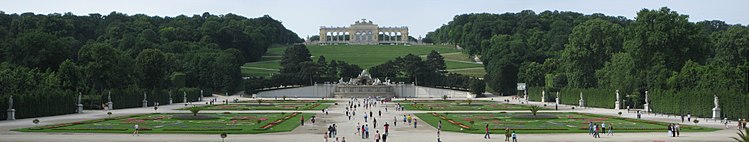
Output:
top-left (104, 87), bottom-right (203, 109)
top-left (0, 92), bottom-right (77, 120)
top-left (560, 88), bottom-right (616, 109)
top-left (650, 89), bottom-right (749, 119)
top-left (529, 87), bottom-right (616, 109)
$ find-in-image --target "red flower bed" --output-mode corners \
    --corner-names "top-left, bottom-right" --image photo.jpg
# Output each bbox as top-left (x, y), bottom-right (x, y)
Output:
top-left (431, 113), bottom-right (471, 129)
top-left (259, 112), bottom-right (301, 129)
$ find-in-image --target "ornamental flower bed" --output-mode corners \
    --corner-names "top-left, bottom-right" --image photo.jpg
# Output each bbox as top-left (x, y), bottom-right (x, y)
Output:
top-left (431, 112), bottom-right (471, 129)
top-left (305, 103), bottom-right (321, 109)
top-left (230, 116), bottom-right (257, 120)
top-left (259, 112), bottom-right (300, 129)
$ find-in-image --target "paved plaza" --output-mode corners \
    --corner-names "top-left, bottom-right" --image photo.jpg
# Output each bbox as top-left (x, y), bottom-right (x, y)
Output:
top-left (0, 95), bottom-right (741, 142)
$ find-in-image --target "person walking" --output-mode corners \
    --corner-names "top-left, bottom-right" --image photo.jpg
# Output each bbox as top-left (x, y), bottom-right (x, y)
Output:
top-left (364, 114), bottom-right (368, 122)
top-left (601, 122), bottom-right (606, 134)
top-left (382, 132), bottom-right (388, 142)
top-left (132, 123), bottom-right (140, 136)
top-left (739, 118), bottom-right (743, 130)
top-left (607, 124), bottom-right (614, 136)
top-left (687, 113), bottom-right (692, 122)
top-left (301, 115), bottom-right (305, 126)
top-left (375, 130), bottom-right (381, 142)
top-left (637, 111), bottom-right (642, 119)
top-left (384, 122), bottom-right (390, 133)
top-left (414, 119), bottom-right (418, 128)
top-left (374, 118), bottom-right (378, 129)
top-left (324, 132), bottom-right (329, 142)
top-left (312, 116), bottom-right (316, 124)
top-left (394, 116), bottom-right (397, 127)
top-left (667, 124), bottom-right (673, 137)
top-left (484, 124), bottom-right (491, 139)
top-left (403, 115), bottom-right (407, 125)
top-left (365, 124), bottom-right (370, 139)
top-left (438, 120), bottom-right (442, 130)
top-left (361, 125), bottom-right (366, 139)
top-left (355, 123), bottom-right (360, 136)
top-left (407, 115), bottom-right (412, 125)
top-left (595, 124), bottom-right (601, 138)
top-left (675, 123), bottom-right (680, 137)
top-left (681, 114), bottom-right (685, 123)
top-left (511, 131), bottom-right (517, 142)
top-left (504, 128), bottom-right (511, 142)
top-left (588, 121), bottom-right (593, 135)
top-left (379, 110), bottom-right (382, 117)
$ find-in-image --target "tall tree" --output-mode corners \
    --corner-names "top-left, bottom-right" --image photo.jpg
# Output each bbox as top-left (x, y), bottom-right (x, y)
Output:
top-left (135, 49), bottom-right (167, 88)
top-left (562, 19), bottom-right (623, 88)
top-left (280, 44), bottom-right (312, 74)
top-left (624, 7), bottom-right (708, 90)
top-left (425, 50), bottom-right (447, 73)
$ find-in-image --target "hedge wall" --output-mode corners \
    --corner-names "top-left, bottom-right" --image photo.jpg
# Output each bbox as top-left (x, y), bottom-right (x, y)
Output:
top-left (528, 87), bottom-right (617, 108)
top-left (650, 89), bottom-right (749, 119)
top-left (0, 91), bottom-right (77, 120)
top-left (104, 87), bottom-right (203, 109)
top-left (560, 88), bottom-right (617, 109)
top-left (527, 87), bottom-right (557, 102)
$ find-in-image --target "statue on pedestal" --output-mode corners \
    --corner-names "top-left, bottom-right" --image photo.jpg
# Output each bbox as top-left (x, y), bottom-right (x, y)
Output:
top-left (714, 95), bottom-right (719, 108)
top-left (7, 95), bottom-right (15, 120)
top-left (7, 95), bottom-right (13, 110)
top-left (713, 95), bottom-right (721, 119)
top-left (615, 90), bottom-right (621, 110)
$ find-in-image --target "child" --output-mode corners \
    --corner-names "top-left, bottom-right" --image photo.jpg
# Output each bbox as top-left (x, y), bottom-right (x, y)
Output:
top-left (511, 131), bottom-right (517, 142)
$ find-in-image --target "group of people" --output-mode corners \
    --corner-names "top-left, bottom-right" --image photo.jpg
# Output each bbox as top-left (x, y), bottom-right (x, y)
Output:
top-left (667, 123), bottom-right (681, 137)
top-left (588, 122), bottom-right (614, 138)
top-left (738, 119), bottom-right (747, 130)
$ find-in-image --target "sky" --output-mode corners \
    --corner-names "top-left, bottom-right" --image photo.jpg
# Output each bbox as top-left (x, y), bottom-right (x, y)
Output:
top-left (2, 0), bottom-right (748, 38)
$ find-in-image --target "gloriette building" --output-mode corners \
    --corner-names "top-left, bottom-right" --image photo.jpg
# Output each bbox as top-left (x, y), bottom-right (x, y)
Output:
top-left (318, 19), bottom-right (409, 45)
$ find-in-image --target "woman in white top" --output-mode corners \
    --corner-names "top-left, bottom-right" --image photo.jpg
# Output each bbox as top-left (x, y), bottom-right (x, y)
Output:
top-left (132, 124), bottom-right (139, 136)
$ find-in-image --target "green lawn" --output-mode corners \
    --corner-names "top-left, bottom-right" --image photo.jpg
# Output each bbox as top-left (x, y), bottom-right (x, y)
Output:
top-left (448, 67), bottom-right (486, 78)
top-left (187, 103), bottom-right (331, 111)
top-left (16, 113), bottom-right (313, 134)
top-left (445, 61), bottom-right (483, 69)
top-left (416, 112), bottom-right (718, 134)
top-left (241, 68), bottom-right (278, 77)
top-left (238, 100), bottom-right (337, 104)
top-left (394, 100), bottom-right (542, 111)
top-left (242, 45), bottom-right (485, 77)
top-left (440, 52), bottom-right (475, 62)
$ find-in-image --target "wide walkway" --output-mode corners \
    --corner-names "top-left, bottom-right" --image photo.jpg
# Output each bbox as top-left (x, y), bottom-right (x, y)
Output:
top-left (0, 95), bottom-right (743, 142)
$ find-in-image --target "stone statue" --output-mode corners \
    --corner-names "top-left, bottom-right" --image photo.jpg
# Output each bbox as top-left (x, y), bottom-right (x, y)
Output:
top-left (714, 95), bottom-right (719, 107)
top-left (645, 91), bottom-right (649, 102)
top-left (580, 92), bottom-right (583, 100)
top-left (7, 95), bottom-right (12, 109)
top-left (616, 90), bottom-right (620, 101)
top-left (77, 93), bottom-right (82, 104)
top-left (108, 91), bottom-right (112, 102)
top-left (143, 92), bottom-right (147, 100)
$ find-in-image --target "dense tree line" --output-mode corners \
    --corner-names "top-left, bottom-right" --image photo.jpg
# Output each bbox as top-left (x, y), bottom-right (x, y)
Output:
top-left (369, 50), bottom-right (483, 95)
top-left (244, 44), bottom-right (364, 93)
top-left (427, 7), bottom-right (748, 118)
top-left (0, 11), bottom-right (301, 119)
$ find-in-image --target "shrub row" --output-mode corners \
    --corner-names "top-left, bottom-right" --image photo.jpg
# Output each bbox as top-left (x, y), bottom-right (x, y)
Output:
top-left (0, 92), bottom-right (76, 120)
top-left (650, 89), bottom-right (749, 119)
top-left (528, 87), bottom-right (616, 108)
top-left (102, 87), bottom-right (204, 109)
